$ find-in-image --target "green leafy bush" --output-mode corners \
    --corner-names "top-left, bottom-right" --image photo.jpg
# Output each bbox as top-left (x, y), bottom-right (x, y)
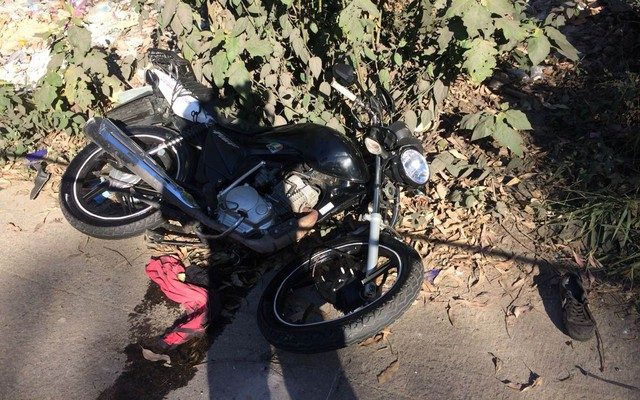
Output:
top-left (159, 0), bottom-right (577, 154)
top-left (460, 105), bottom-right (533, 156)
top-left (1, 0), bottom-right (580, 161)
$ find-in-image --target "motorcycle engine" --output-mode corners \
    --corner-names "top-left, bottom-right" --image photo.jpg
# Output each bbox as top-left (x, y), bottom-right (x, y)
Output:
top-left (269, 174), bottom-right (320, 213)
top-left (217, 185), bottom-right (274, 234)
top-left (216, 172), bottom-right (320, 235)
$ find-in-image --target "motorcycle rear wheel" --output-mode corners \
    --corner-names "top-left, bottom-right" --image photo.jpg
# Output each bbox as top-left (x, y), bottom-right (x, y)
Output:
top-left (59, 126), bottom-right (188, 239)
top-left (257, 233), bottom-right (423, 353)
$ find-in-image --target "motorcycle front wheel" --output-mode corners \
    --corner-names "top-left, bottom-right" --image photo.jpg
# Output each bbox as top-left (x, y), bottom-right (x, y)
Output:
top-left (59, 125), bottom-right (189, 239)
top-left (258, 233), bottom-right (423, 353)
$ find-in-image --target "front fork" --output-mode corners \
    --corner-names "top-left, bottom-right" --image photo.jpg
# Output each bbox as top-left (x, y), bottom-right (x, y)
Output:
top-left (363, 156), bottom-right (383, 297)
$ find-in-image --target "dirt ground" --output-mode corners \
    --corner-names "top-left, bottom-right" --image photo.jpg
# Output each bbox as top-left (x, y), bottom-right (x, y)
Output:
top-left (1, 180), bottom-right (638, 400)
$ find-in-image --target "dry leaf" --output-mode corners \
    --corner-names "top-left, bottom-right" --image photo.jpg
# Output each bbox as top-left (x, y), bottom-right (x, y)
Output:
top-left (448, 149), bottom-right (468, 160)
top-left (436, 183), bottom-right (448, 200)
top-left (571, 249), bottom-right (585, 268)
top-left (377, 360), bottom-right (399, 384)
top-left (33, 221), bottom-right (45, 232)
top-left (511, 276), bottom-right (525, 288)
top-left (489, 352), bottom-right (503, 374)
top-left (360, 328), bottom-right (391, 347)
top-left (500, 372), bottom-right (542, 392)
top-left (587, 253), bottom-right (603, 269)
top-left (510, 304), bottom-right (534, 318)
top-left (141, 347), bottom-right (172, 367)
top-left (360, 333), bottom-right (384, 347)
top-left (493, 260), bottom-right (513, 273)
top-left (6, 222), bottom-right (22, 232)
top-left (467, 270), bottom-right (480, 290)
top-left (452, 296), bottom-right (487, 308)
top-left (505, 176), bottom-right (521, 186)
top-left (445, 300), bottom-right (454, 326)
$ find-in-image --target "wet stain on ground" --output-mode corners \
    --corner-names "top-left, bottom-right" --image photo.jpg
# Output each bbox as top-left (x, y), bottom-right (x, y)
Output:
top-left (97, 248), bottom-right (274, 400)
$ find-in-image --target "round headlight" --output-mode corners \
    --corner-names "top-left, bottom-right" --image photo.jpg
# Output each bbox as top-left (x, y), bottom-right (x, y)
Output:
top-left (400, 148), bottom-right (430, 185)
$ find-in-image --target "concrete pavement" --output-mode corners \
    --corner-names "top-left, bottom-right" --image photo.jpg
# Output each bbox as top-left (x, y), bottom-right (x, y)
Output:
top-left (1, 180), bottom-right (639, 400)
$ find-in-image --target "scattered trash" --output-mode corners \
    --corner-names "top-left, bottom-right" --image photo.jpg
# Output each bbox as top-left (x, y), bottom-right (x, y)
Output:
top-left (85, 1), bottom-right (138, 48)
top-left (30, 162), bottom-right (51, 200)
top-left (0, 0), bottom-right (155, 87)
top-left (25, 149), bottom-right (47, 166)
top-left (0, 0), bottom-right (61, 86)
top-left (424, 268), bottom-right (441, 284)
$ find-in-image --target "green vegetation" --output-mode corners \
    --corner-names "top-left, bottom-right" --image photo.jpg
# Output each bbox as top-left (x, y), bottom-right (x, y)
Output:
top-left (0, 0), bottom-right (578, 160)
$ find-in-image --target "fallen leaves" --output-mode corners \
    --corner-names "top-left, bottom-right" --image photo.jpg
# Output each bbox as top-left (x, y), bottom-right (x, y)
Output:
top-left (141, 347), bottom-right (172, 367)
top-left (504, 303), bottom-right (534, 336)
top-left (377, 360), bottom-right (399, 384)
top-left (509, 304), bottom-right (534, 318)
top-left (360, 329), bottom-right (392, 347)
top-left (6, 221), bottom-right (22, 232)
top-left (489, 352), bottom-right (503, 374)
top-left (445, 294), bottom-right (489, 326)
top-left (500, 370), bottom-right (542, 392)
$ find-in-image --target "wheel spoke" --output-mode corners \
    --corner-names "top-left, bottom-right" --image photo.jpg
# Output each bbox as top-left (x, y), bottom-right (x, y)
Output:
top-left (132, 185), bottom-right (159, 196)
top-left (360, 260), bottom-right (392, 285)
top-left (82, 180), bottom-right (109, 201)
top-left (118, 193), bottom-right (135, 214)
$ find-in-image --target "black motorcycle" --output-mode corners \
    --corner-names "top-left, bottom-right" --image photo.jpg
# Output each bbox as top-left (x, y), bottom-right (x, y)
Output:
top-left (59, 50), bottom-right (430, 353)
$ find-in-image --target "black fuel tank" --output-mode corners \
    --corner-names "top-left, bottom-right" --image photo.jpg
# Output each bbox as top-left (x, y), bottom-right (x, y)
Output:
top-left (232, 123), bottom-right (369, 183)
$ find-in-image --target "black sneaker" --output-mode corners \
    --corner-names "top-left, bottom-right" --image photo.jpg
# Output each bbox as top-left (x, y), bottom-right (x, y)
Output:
top-left (561, 272), bottom-right (596, 341)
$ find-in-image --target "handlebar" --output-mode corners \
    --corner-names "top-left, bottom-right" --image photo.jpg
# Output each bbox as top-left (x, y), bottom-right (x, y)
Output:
top-left (330, 80), bottom-right (359, 102)
top-left (330, 79), bottom-right (380, 125)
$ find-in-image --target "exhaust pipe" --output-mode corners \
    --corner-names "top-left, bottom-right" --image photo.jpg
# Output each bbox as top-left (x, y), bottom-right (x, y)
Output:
top-left (84, 117), bottom-right (202, 212)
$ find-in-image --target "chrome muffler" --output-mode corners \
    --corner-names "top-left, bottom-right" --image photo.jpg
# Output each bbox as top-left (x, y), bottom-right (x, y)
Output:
top-left (84, 117), bottom-right (202, 213)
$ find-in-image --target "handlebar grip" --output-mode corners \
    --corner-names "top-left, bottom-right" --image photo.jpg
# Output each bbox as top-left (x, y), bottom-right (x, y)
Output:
top-left (330, 80), bottom-right (358, 102)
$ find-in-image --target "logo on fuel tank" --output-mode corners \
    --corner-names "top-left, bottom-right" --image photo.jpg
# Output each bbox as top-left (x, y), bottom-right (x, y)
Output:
top-left (266, 142), bottom-right (283, 153)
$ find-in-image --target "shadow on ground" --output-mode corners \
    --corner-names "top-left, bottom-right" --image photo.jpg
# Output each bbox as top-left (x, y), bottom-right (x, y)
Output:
top-left (97, 234), bottom-right (358, 400)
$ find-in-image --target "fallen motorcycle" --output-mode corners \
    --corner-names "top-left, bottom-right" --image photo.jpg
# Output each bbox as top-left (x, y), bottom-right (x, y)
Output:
top-left (59, 49), bottom-right (430, 353)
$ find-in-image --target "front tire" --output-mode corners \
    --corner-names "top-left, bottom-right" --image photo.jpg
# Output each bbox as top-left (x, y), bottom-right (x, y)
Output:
top-left (258, 233), bottom-right (423, 353)
top-left (59, 125), bottom-right (188, 239)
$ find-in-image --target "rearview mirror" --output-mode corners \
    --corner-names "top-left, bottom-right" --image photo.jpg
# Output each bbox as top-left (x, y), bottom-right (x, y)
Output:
top-left (377, 86), bottom-right (395, 114)
top-left (332, 63), bottom-right (357, 86)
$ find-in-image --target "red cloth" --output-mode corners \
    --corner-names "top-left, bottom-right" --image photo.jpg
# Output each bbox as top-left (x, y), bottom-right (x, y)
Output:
top-left (145, 256), bottom-right (208, 348)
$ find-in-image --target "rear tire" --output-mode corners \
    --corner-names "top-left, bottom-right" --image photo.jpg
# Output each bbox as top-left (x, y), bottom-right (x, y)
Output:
top-left (59, 126), bottom-right (188, 239)
top-left (258, 233), bottom-right (423, 353)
